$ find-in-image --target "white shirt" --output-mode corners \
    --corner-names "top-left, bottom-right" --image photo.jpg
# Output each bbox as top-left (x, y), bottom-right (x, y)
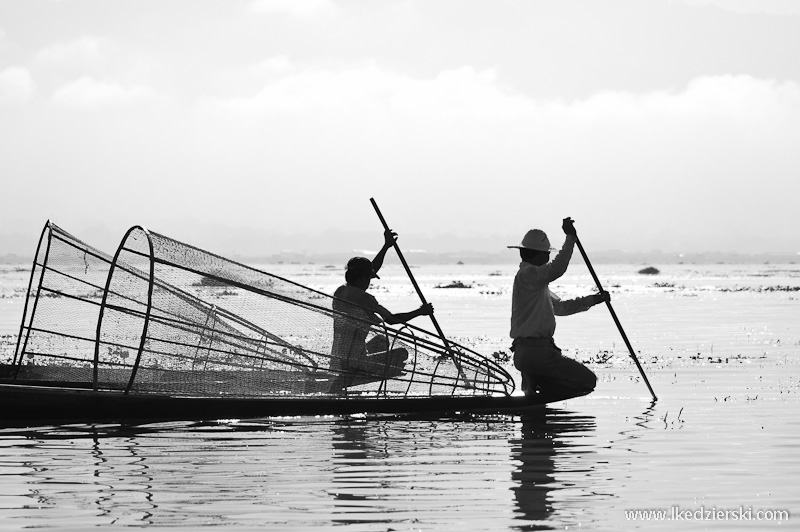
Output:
top-left (509, 235), bottom-right (595, 339)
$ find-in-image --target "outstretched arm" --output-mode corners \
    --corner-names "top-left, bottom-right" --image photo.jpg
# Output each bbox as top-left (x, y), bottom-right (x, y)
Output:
top-left (553, 291), bottom-right (610, 316)
top-left (371, 229), bottom-right (397, 274)
top-left (375, 302), bottom-right (434, 325)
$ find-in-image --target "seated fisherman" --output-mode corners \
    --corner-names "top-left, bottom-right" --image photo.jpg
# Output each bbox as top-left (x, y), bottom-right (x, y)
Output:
top-left (508, 218), bottom-right (609, 401)
top-left (330, 230), bottom-right (433, 386)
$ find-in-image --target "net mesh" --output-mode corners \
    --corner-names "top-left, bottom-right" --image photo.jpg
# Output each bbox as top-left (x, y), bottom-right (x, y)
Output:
top-left (11, 222), bottom-right (514, 399)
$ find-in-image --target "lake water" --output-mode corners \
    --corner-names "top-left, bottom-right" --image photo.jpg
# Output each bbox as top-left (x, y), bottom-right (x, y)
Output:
top-left (0, 261), bottom-right (798, 530)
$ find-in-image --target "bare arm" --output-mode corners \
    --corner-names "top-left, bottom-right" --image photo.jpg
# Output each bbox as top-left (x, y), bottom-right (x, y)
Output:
top-left (371, 229), bottom-right (397, 274)
top-left (374, 302), bottom-right (434, 325)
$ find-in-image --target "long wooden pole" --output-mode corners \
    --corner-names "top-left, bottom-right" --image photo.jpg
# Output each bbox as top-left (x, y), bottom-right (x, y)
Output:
top-left (573, 233), bottom-right (658, 401)
top-left (369, 198), bottom-right (470, 386)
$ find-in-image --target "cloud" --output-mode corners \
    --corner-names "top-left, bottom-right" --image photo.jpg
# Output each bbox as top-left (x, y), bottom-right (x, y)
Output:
top-left (248, 0), bottom-right (338, 17)
top-left (35, 35), bottom-right (112, 65)
top-left (191, 64), bottom-right (800, 250)
top-left (204, 63), bottom-right (531, 120)
top-left (0, 67), bottom-right (34, 104)
top-left (559, 74), bottom-right (800, 123)
top-left (202, 62), bottom-right (800, 129)
top-left (51, 76), bottom-right (156, 108)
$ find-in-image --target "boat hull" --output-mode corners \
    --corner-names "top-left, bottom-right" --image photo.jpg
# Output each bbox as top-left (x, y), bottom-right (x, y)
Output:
top-left (0, 382), bottom-right (579, 425)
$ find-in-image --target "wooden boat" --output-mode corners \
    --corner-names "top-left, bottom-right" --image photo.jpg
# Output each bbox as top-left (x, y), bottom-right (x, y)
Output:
top-left (0, 381), bottom-right (564, 424)
top-left (1, 222), bottom-right (580, 424)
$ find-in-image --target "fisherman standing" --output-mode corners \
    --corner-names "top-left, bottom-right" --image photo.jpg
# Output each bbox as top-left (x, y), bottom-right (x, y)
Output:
top-left (508, 217), bottom-right (608, 400)
top-left (330, 229), bottom-right (433, 387)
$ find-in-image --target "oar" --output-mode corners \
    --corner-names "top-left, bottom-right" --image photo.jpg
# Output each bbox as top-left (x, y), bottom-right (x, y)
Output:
top-left (573, 228), bottom-right (658, 401)
top-left (369, 198), bottom-right (471, 387)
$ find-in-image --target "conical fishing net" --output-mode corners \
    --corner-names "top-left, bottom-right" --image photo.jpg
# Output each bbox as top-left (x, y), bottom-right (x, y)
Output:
top-left (11, 222), bottom-right (515, 401)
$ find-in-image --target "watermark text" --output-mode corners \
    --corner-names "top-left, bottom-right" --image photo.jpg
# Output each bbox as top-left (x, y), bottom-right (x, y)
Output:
top-left (625, 506), bottom-right (790, 522)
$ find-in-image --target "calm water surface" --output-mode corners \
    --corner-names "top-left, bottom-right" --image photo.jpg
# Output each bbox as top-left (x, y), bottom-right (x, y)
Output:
top-left (0, 262), bottom-right (798, 530)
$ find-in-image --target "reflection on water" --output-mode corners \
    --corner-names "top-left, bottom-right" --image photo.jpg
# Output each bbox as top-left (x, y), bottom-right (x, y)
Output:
top-left (511, 411), bottom-right (559, 527)
top-left (1, 411), bottom-right (604, 530)
top-left (513, 410), bottom-right (612, 530)
top-left (90, 433), bottom-right (156, 525)
top-left (1, 381), bottom-right (798, 531)
top-left (330, 422), bottom-right (380, 524)
top-left (326, 410), bottom-right (600, 530)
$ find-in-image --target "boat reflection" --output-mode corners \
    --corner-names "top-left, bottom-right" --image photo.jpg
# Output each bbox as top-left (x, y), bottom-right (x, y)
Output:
top-left (5, 425), bottom-right (158, 527)
top-left (3, 410), bottom-right (600, 529)
top-left (89, 432), bottom-right (156, 525)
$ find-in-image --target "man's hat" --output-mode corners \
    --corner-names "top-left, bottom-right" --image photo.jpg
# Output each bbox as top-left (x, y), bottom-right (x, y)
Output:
top-left (346, 256), bottom-right (380, 279)
top-left (507, 229), bottom-right (554, 252)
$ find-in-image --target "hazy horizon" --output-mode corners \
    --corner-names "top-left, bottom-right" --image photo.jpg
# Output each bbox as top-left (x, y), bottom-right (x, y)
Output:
top-left (1, 0), bottom-right (799, 258)
top-left (1, 221), bottom-right (797, 266)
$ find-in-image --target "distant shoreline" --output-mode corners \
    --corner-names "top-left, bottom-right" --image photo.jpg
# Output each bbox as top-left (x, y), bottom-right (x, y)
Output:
top-left (3, 251), bottom-right (796, 266)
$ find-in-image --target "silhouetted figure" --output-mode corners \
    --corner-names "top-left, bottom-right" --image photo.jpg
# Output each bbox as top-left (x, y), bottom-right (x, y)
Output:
top-left (508, 218), bottom-right (608, 401)
top-left (330, 230), bottom-right (433, 389)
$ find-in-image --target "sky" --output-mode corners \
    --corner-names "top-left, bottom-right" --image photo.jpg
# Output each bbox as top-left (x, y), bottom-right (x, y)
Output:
top-left (1, 0), bottom-right (799, 258)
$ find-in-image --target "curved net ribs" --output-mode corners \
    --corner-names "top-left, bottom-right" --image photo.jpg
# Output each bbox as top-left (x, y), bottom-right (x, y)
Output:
top-left (12, 222), bottom-right (515, 399)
